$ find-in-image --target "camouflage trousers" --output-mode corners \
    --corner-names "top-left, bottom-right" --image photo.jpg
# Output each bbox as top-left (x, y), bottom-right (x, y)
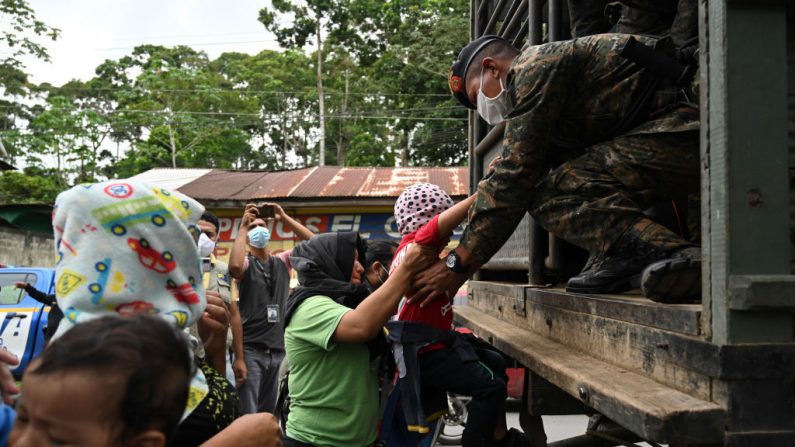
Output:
top-left (529, 108), bottom-right (699, 256)
top-left (568, 0), bottom-right (697, 47)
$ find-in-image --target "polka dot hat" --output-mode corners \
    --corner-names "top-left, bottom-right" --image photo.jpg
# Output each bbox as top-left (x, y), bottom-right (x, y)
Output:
top-left (394, 183), bottom-right (454, 235)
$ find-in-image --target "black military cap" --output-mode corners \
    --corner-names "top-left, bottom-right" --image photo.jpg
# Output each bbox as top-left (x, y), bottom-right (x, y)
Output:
top-left (449, 35), bottom-right (510, 109)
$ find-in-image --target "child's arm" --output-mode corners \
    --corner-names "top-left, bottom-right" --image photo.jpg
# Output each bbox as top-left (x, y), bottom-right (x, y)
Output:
top-left (436, 193), bottom-right (477, 238)
top-left (436, 156), bottom-right (501, 238)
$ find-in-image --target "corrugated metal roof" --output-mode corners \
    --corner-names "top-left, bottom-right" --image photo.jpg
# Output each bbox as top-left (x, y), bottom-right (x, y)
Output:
top-left (129, 168), bottom-right (212, 190)
top-left (174, 166), bottom-right (468, 202)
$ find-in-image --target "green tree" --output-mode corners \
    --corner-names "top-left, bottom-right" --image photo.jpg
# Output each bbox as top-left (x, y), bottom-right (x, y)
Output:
top-left (0, 168), bottom-right (61, 204)
top-left (0, 0), bottom-right (59, 164)
top-left (88, 45), bottom-right (261, 177)
top-left (353, 0), bottom-right (469, 166)
top-left (210, 49), bottom-right (317, 169)
top-left (259, 0), bottom-right (355, 165)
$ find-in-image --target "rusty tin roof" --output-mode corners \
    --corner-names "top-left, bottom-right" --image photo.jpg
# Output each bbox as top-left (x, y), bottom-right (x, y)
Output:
top-left (174, 167), bottom-right (469, 203)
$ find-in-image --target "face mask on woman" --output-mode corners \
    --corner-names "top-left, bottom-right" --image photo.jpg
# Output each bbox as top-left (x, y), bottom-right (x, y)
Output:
top-left (248, 226), bottom-right (271, 248)
top-left (476, 66), bottom-right (509, 125)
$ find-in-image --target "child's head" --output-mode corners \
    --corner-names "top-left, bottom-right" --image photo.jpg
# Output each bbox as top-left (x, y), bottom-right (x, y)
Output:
top-left (10, 315), bottom-right (193, 447)
top-left (394, 183), bottom-right (454, 235)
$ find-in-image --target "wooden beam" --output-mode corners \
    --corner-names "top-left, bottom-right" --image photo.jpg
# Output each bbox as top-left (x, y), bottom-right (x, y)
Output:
top-left (454, 306), bottom-right (726, 444)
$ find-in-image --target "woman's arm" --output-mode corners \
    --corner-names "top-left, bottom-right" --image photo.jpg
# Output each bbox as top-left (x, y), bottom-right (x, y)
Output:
top-left (332, 243), bottom-right (435, 343)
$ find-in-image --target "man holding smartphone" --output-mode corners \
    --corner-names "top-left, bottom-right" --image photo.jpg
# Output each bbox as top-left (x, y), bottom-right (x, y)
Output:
top-left (228, 202), bottom-right (314, 414)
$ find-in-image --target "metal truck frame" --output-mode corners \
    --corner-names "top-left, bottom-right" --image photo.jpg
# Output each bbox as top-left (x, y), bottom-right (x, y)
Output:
top-left (459, 1), bottom-right (795, 446)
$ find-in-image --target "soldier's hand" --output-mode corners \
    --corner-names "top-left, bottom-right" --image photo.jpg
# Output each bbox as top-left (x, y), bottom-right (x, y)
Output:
top-left (233, 357), bottom-right (248, 387)
top-left (14, 282), bottom-right (27, 290)
top-left (241, 203), bottom-right (259, 228)
top-left (486, 155), bottom-right (503, 174)
top-left (409, 259), bottom-right (467, 308)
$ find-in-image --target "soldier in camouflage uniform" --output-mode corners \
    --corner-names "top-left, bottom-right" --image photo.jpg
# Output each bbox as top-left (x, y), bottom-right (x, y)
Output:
top-left (414, 33), bottom-right (700, 305)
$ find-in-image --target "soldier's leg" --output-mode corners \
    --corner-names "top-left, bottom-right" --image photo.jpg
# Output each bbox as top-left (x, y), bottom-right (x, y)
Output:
top-left (670, 0), bottom-right (698, 47)
top-left (530, 126), bottom-right (699, 295)
top-left (531, 132), bottom-right (698, 255)
top-left (616, 0), bottom-right (678, 36)
top-left (567, 0), bottom-right (612, 37)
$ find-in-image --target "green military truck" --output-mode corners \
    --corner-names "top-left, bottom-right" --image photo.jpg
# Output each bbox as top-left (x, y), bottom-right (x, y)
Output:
top-left (457, 1), bottom-right (795, 446)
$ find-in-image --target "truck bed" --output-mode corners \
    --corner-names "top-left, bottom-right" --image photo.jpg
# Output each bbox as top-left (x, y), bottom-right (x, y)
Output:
top-left (456, 282), bottom-right (727, 444)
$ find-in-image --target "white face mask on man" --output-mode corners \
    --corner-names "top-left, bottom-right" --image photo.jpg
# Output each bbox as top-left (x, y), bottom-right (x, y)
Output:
top-left (198, 232), bottom-right (216, 257)
top-left (476, 66), bottom-right (510, 125)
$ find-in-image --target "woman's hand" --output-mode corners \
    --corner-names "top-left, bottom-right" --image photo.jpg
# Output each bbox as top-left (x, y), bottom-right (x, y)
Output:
top-left (399, 242), bottom-right (439, 276)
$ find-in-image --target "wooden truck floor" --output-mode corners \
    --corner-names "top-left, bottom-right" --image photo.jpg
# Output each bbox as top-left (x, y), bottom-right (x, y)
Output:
top-left (456, 282), bottom-right (728, 445)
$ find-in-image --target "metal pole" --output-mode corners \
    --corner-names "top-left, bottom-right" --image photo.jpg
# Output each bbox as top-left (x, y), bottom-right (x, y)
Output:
top-left (528, 0), bottom-right (543, 45)
top-left (512, 20), bottom-right (530, 48)
top-left (548, 0), bottom-right (563, 41)
top-left (500, 0), bottom-right (529, 41)
top-left (484, 0), bottom-right (510, 35)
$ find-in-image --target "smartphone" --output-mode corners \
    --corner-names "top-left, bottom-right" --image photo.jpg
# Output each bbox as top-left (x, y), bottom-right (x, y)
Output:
top-left (258, 204), bottom-right (275, 219)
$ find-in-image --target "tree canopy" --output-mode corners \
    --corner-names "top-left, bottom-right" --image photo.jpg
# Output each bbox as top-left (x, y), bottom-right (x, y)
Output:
top-left (1, 0), bottom-right (470, 204)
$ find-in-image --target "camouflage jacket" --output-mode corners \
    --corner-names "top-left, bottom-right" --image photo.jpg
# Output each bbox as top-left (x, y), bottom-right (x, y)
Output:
top-left (460, 33), bottom-right (699, 264)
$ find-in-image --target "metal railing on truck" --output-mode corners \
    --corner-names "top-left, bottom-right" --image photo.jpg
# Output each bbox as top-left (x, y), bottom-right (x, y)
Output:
top-left (469, 0), bottom-right (575, 284)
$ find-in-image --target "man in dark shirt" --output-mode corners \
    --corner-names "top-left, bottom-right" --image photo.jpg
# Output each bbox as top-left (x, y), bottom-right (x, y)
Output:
top-left (228, 202), bottom-right (314, 414)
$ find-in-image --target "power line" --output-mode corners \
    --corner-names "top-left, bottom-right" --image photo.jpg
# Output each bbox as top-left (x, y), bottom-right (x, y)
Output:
top-left (36, 86), bottom-right (454, 98)
top-left (101, 30), bottom-right (276, 42)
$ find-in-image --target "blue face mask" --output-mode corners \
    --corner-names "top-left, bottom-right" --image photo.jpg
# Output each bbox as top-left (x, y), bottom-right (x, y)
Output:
top-left (248, 226), bottom-right (271, 248)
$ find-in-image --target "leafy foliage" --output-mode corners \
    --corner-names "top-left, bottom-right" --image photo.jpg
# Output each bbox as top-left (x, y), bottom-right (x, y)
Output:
top-left (0, 168), bottom-right (62, 204)
top-left (4, 0), bottom-right (470, 204)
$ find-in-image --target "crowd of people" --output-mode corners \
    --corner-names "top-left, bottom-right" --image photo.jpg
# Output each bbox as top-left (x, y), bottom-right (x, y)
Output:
top-left (0, 2), bottom-right (701, 445)
top-left (0, 176), bottom-right (526, 447)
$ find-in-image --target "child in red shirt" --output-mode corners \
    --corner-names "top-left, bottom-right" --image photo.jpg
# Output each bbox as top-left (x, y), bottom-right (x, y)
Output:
top-left (390, 183), bottom-right (527, 447)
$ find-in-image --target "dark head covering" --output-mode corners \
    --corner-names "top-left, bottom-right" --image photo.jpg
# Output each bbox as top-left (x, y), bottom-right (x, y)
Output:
top-left (284, 232), bottom-right (370, 326)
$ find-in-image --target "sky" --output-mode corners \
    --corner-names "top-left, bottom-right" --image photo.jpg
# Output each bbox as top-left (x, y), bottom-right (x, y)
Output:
top-left (21, 0), bottom-right (281, 86)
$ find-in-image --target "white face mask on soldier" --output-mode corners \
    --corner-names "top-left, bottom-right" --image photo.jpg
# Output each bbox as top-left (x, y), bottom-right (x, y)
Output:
top-left (476, 66), bottom-right (509, 125)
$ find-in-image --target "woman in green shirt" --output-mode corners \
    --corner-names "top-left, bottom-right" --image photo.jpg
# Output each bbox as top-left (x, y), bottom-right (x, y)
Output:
top-left (282, 232), bottom-right (428, 447)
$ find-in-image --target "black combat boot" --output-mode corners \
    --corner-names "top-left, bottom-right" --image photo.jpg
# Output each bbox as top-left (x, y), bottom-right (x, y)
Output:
top-left (565, 253), bottom-right (645, 294)
top-left (641, 247), bottom-right (701, 303)
top-left (566, 227), bottom-right (675, 295)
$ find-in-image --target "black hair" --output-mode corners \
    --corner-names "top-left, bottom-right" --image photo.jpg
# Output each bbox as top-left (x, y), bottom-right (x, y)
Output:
top-left (200, 212), bottom-right (220, 233)
top-left (465, 39), bottom-right (520, 89)
top-left (31, 315), bottom-right (194, 444)
top-left (365, 240), bottom-right (398, 271)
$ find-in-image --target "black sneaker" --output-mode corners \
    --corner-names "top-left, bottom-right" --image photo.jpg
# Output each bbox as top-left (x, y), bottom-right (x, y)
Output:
top-left (503, 428), bottom-right (533, 447)
top-left (641, 247), bottom-right (702, 303)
